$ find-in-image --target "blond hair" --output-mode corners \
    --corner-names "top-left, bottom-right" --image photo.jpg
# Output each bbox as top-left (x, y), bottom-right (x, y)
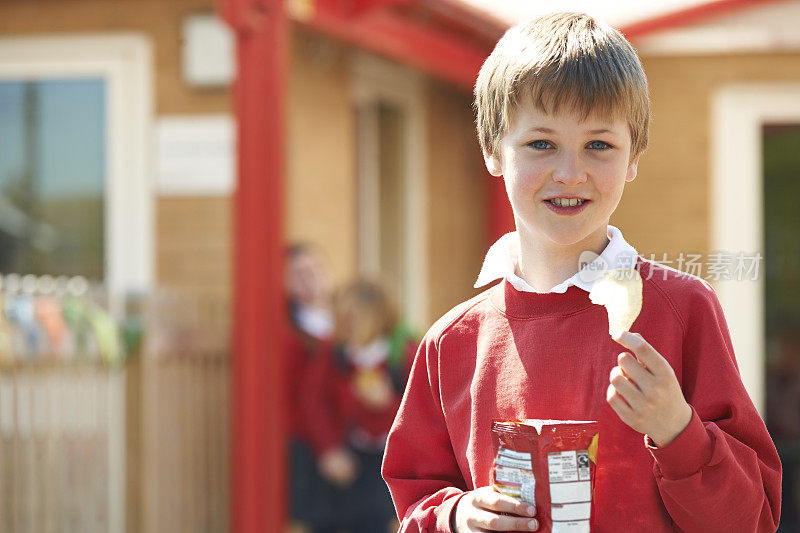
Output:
top-left (474, 12), bottom-right (650, 162)
top-left (333, 278), bottom-right (398, 347)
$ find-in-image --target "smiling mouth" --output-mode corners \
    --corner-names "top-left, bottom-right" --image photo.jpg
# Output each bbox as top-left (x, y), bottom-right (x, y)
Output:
top-left (546, 198), bottom-right (589, 207)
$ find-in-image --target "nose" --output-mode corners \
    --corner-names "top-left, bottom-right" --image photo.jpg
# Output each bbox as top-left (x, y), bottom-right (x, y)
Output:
top-left (552, 151), bottom-right (588, 186)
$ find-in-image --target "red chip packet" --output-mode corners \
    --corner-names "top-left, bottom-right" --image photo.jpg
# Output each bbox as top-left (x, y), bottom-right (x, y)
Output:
top-left (491, 420), bottom-right (599, 533)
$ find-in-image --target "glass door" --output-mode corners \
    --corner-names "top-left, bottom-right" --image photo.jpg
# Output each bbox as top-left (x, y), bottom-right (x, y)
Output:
top-left (763, 123), bottom-right (800, 531)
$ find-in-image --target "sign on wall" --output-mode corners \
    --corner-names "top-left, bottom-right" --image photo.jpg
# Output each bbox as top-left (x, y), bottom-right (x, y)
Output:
top-left (156, 115), bottom-right (235, 196)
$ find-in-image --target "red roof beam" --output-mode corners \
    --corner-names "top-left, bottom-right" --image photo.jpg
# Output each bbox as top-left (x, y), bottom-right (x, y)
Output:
top-left (302, 6), bottom-right (489, 90)
top-left (418, 0), bottom-right (507, 41)
top-left (310, 0), bottom-right (416, 17)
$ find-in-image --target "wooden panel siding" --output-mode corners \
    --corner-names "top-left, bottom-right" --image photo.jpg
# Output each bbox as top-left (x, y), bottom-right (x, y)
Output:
top-left (617, 52), bottom-right (800, 261)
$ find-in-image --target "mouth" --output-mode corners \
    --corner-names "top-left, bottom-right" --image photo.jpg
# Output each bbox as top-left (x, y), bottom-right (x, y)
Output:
top-left (543, 197), bottom-right (591, 215)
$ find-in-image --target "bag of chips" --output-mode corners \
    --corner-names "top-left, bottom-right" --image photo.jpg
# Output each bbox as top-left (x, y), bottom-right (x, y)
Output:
top-left (491, 420), bottom-right (599, 532)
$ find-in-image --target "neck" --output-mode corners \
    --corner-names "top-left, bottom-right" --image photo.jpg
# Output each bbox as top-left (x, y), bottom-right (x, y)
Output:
top-left (295, 295), bottom-right (329, 311)
top-left (515, 224), bottom-right (610, 292)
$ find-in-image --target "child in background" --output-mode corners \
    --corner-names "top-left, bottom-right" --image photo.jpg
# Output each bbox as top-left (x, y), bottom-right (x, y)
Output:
top-left (284, 243), bottom-right (335, 532)
top-left (305, 278), bottom-right (416, 532)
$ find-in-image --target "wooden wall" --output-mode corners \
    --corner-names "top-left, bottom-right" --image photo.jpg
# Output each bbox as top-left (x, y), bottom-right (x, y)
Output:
top-left (426, 79), bottom-right (488, 321)
top-left (613, 52), bottom-right (800, 259)
top-left (286, 27), bottom-right (359, 286)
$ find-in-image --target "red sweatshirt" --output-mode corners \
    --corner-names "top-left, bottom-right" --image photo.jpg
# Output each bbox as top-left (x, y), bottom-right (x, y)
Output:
top-left (381, 257), bottom-right (782, 532)
top-left (302, 337), bottom-right (416, 456)
top-left (284, 326), bottom-right (329, 444)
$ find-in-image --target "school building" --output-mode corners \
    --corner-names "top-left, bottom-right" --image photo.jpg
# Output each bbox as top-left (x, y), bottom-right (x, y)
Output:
top-left (0, 0), bottom-right (798, 530)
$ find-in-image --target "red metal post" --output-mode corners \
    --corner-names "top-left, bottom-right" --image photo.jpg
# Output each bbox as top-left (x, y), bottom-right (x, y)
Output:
top-left (219, 0), bottom-right (288, 531)
top-left (215, 0), bottom-right (500, 529)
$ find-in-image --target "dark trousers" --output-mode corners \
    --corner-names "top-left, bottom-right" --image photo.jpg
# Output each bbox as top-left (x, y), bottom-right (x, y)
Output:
top-left (303, 446), bottom-right (396, 533)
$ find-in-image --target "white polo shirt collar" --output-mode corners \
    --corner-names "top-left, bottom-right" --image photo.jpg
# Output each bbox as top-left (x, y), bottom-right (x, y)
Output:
top-left (474, 224), bottom-right (639, 294)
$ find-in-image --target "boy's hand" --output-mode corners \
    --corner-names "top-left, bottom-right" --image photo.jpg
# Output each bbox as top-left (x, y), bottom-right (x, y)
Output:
top-left (453, 486), bottom-right (538, 532)
top-left (606, 331), bottom-right (692, 447)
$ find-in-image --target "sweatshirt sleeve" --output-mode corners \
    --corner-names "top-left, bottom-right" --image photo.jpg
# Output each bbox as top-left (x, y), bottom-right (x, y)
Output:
top-left (645, 279), bottom-right (782, 532)
top-left (381, 331), bottom-right (468, 532)
top-left (299, 342), bottom-right (345, 456)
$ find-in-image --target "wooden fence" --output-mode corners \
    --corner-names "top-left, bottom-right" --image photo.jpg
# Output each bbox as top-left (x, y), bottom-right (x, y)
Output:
top-left (138, 289), bottom-right (231, 533)
top-left (0, 287), bottom-right (232, 533)
top-left (0, 360), bottom-right (125, 533)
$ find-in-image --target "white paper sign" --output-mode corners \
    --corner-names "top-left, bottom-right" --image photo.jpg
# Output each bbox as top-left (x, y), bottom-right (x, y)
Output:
top-left (156, 114), bottom-right (235, 196)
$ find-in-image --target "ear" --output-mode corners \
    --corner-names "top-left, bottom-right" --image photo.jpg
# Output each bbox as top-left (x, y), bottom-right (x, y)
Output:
top-left (625, 154), bottom-right (640, 183)
top-left (483, 150), bottom-right (503, 177)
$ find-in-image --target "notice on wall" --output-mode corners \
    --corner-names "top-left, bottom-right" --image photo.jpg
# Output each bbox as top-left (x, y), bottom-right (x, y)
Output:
top-left (156, 114), bottom-right (235, 196)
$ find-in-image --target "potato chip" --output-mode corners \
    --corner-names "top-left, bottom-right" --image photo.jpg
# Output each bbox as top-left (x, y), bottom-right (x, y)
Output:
top-left (588, 268), bottom-right (643, 338)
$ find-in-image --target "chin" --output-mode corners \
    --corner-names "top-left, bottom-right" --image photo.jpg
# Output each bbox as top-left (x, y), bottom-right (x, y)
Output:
top-left (527, 222), bottom-right (592, 246)
top-left (547, 232), bottom-right (592, 246)
top-left (519, 216), bottom-right (605, 247)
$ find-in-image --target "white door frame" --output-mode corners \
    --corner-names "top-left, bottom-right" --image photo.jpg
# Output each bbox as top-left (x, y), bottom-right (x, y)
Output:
top-left (710, 82), bottom-right (800, 416)
top-left (351, 53), bottom-right (428, 329)
top-left (0, 34), bottom-right (155, 301)
top-left (0, 33), bottom-right (155, 533)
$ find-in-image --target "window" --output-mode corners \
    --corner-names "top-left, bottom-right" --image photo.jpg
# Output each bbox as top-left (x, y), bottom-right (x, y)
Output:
top-left (352, 54), bottom-right (427, 328)
top-left (0, 79), bottom-right (105, 278)
top-left (0, 35), bottom-right (153, 301)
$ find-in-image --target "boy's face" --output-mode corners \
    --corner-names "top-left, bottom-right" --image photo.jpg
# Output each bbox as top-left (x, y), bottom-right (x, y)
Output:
top-left (286, 250), bottom-right (330, 307)
top-left (484, 102), bottom-right (639, 249)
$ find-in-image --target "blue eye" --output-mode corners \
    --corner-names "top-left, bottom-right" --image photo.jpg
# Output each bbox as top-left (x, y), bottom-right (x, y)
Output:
top-left (588, 141), bottom-right (611, 150)
top-left (529, 140), bottom-right (551, 150)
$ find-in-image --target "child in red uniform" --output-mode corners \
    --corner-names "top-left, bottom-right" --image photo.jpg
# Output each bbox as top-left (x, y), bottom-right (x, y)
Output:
top-left (381, 12), bottom-right (782, 533)
top-left (284, 243), bottom-right (336, 531)
top-left (305, 279), bottom-right (416, 532)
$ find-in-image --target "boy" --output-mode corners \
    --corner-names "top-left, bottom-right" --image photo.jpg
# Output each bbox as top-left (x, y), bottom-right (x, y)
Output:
top-left (381, 12), bottom-right (782, 533)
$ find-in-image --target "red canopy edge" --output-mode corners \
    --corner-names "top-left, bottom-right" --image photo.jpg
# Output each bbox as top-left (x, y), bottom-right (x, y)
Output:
top-left (620, 0), bottom-right (792, 41)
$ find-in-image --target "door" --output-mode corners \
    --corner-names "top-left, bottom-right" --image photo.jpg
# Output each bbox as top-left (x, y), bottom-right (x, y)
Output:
top-left (763, 123), bottom-right (800, 531)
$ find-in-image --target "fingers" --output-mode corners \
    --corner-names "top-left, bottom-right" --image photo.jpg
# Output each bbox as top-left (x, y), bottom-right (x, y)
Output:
top-left (456, 487), bottom-right (538, 531)
top-left (612, 331), bottom-right (672, 376)
top-left (464, 508), bottom-right (539, 531)
top-left (473, 487), bottom-right (536, 517)
top-left (609, 365), bottom-right (643, 406)
top-left (318, 447), bottom-right (358, 487)
top-left (616, 352), bottom-right (651, 390)
top-left (606, 382), bottom-right (635, 426)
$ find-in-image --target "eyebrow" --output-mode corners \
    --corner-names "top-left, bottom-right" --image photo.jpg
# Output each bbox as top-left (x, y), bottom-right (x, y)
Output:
top-left (525, 127), bottom-right (617, 135)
